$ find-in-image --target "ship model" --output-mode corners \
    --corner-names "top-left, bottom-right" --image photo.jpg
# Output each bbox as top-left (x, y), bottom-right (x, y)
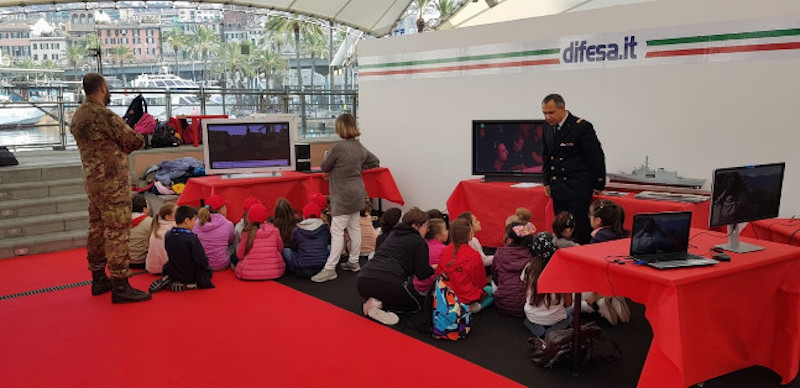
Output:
top-left (607, 156), bottom-right (706, 188)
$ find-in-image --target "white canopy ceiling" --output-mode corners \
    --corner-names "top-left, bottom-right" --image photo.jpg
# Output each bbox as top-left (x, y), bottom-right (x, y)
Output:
top-left (0, 0), bottom-right (414, 37)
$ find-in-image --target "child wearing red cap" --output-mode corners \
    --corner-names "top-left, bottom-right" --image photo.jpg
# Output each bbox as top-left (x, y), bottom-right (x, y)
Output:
top-left (194, 194), bottom-right (236, 271)
top-left (232, 197), bottom-right (263, 267)
top-left (234, 204), bottom-right (285, 280)
top-left (283, 202), bottom-right (332, 278)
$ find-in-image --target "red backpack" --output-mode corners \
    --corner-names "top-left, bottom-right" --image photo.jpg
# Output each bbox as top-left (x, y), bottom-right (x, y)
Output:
top-left (134, 112), bottom-right (156, 135)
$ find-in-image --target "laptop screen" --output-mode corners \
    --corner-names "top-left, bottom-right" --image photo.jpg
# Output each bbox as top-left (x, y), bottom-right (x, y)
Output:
top-left (630, 212), bottom-right (693, 255)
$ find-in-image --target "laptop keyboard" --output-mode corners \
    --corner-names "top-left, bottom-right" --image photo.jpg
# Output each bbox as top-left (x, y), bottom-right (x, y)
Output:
top-left (637, 252), bottom-right (706, 263)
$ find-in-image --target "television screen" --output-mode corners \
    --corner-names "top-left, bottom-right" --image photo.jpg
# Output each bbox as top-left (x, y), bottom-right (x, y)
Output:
top-left (472, 120), bottom-right (546, 181)
top-left (709, 162), bottom-right (785, 227)
top-left (201, 115), bottom-right (297, 175)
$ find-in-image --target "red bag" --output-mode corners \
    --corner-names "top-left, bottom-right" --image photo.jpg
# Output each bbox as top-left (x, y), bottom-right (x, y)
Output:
top-left (134, 113), bottom-right (156, 135)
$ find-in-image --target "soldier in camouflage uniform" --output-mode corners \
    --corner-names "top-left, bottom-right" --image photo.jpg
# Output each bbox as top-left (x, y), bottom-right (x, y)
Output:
top-left (70, 73), bottom-right (151, 303)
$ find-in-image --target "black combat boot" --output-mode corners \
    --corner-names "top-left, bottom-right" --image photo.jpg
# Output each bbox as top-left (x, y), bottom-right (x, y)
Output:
top-left (111, 277), bottom-right (152, 304)
top-left (91, 270), bottom-right (113, 296)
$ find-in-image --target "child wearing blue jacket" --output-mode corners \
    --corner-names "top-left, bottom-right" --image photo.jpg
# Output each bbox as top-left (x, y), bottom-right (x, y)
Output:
top-left (283, 202), bottom-right (332, 278)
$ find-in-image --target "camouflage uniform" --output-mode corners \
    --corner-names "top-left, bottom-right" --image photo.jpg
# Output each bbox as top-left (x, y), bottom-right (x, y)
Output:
top-left (70, 100), bottom-right (144, 279)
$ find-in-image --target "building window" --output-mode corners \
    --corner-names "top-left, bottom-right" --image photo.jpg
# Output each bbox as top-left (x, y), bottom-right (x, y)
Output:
top-left (146, 37), bottom-right (153, 44)
top-left (43, 54), bottom-right (48, 60)
top-left (33, 54), bottom-right (38, 60)
top-left (53, 54), bottom-right (58, 59)
top-left (33, 43), bottom-right (38, 49)
top-left (133, 30), bottom-right (139, 36)
top-left (121, 29), bottom-right (127, 35)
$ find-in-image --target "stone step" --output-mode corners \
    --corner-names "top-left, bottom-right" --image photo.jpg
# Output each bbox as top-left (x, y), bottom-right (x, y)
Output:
top-left (0, 194), bottom-right (88, 220)
top-left (0, 163), bottom-right (83, 184)
top-left (0, 178), bottom-right (85, 201)
top-left (0, 229), bottom-right (87, 259)
top-left (0, 210), bottom-right (89, 240)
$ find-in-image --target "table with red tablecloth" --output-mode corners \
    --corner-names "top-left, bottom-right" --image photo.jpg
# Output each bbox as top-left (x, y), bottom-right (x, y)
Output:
top-left (178, 167), bottom-right (404, 222)
top-left (538, 231), bottom-right (800, 388)
top-left (740, 218), bottom-right (800, 247)
top-left (446, 179), bottom-right (714, 247)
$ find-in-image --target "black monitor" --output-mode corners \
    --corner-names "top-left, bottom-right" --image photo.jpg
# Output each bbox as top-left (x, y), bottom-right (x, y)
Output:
top-left (472, 119), bottom-right (546, 182)
top-left (709, 162), bottom-right (785, 253)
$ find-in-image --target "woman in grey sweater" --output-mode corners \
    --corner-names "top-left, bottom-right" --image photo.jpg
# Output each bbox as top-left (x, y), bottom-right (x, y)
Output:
top-left (311, 114), bottom-right (380, 282)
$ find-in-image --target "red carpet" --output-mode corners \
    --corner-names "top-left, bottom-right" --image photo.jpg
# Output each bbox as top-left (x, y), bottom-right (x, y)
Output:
top-left (0, 250), bottom-right (522, 387)
top-left (0, 249), bottom-right (89, 296)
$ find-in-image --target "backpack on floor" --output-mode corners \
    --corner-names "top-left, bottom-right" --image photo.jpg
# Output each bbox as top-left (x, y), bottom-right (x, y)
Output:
top-left (150, 122), bottom-right (181, 148)
top-left (432, 274), bottom-right (472, 340)
top-left (528, 321), bottom-right (621, 368)
top-left (123, 94), bottom-right (147, 128)
top-left (134, 112), bottom-right (156, 135)
top-left (0, 146), bottom-right (18, 166)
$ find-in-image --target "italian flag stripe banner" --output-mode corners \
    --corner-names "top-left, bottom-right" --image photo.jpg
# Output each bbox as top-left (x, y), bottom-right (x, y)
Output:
top-left (359, 16), bottom-right (800, 81)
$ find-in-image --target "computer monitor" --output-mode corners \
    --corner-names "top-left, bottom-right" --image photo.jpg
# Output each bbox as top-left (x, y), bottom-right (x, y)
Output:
top-left (201, 115), bottom-right (297, 177)
top-left (472, 119), bottom-right (546, 182)
top-left (709, 162), bottom-right (785, 253)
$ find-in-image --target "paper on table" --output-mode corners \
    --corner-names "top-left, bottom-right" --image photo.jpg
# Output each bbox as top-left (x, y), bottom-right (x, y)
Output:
top-left (510, 182), bottom-right (542, 188)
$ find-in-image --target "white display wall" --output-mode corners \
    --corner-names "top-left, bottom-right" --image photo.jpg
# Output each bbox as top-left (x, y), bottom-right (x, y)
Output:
top-left (358, 0), bottom-right (800, 218)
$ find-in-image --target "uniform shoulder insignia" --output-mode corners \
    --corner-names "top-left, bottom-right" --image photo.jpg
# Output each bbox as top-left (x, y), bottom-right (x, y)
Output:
top-left (576, 118), bottom-right (584, 123)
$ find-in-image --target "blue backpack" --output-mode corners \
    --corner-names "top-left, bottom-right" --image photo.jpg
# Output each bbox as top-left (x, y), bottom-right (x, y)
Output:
top-left (432, 274), bottom-right (472, 340)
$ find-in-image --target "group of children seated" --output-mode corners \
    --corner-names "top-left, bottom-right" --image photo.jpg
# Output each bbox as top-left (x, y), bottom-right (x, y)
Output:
top-left (128, 190), bottom-right (632, 337)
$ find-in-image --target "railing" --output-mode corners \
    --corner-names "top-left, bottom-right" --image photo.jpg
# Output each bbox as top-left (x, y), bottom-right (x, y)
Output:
top-left (0, 87), bottom-right (358, 150)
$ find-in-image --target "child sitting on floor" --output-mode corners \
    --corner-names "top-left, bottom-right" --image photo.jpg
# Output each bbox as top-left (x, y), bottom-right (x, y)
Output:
top-left (552, 211), bottom-right (579, 248)
top-left (145, 202), bottom-right (176, 274)
top-left (455, 211), bottom-right (493, 266)
top-left (149, 205), bottom-right (214, 292)
top-left (232, 197), bottom-right (263, 264)
top-left (436, 218), bottom-right (494, 313)
top-left (585, 199), bottom-right (631, 325)
top-left (358, 195), bottom-right (378, 259)
top-left (413, 218), bottom-right (449, 295)
top-left (235, 204), bottom-right (285, 280)
top-left (492, 222), bottom-right (536, 317)
top-left (128, 193), bottom-right (152, 269)
top-left (375, 207), bottom-right (402, 252)
top-left (505, 207), bottom-right (532, 226)
top-left (194, 194), bottom-right (235, 271)
top-left (521, 235), bottom-right (573, 337)
top-left (284, 202), bottom-right (331, 278)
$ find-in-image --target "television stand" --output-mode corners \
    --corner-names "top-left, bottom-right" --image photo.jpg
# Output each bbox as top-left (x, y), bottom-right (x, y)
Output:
top-left (221, 172), bottom-right (282, 179)
top-left (716, 224), bottom-right (765, 253)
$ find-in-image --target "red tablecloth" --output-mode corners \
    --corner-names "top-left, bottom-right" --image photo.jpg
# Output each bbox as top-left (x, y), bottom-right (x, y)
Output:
top-left (446, 179), bottom-right (714, 247)
top-left (740, 218), bottom-right (800, 247)
top-left (178, 168), bottom-right (404, 222)
top-left (538, 231), bottom-right (800, 388)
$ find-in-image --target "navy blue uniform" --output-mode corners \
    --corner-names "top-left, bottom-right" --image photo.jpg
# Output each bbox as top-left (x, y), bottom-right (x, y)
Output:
top-left (543, 112), bottom-right (606, 244)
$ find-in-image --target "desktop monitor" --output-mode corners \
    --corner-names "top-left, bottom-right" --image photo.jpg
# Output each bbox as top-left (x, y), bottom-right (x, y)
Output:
top-left (472, 120), bottom-right (546, 182)
top-left (709, 162), bottom-right (785, 253)
top-left (201, 115), bottom-right (297, 177)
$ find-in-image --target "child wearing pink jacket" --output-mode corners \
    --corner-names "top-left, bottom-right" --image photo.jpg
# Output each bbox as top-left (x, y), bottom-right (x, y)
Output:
top-left (235, 204), bottom-right (286, 280)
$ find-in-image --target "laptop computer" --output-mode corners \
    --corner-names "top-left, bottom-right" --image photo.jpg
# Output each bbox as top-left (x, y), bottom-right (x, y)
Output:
top-left (630, 211), bottom-right (718, 269)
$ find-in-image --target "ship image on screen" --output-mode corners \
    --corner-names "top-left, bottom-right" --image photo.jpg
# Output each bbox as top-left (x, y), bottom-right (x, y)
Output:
top-left (206, 122), bottom-right (291, 169)
top-left (472, 119), bottom-right (546, 182)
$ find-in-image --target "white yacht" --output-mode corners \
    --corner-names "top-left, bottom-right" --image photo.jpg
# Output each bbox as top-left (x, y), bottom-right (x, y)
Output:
top-left (110, 72), bottom-right (223, 120)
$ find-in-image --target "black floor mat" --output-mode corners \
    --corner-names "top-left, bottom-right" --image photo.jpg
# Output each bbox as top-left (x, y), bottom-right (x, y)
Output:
top-left (277, 257), bottom-right (799, 388)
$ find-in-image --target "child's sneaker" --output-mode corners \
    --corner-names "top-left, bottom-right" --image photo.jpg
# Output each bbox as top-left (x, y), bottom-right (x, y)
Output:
top-left (169, 282), bottom-right (197, 292)
top-left (310, 269), bottom-right (338, 283)
top-left (367, 308), bottom-right (399, 325)
top-left (148, 275), bottom-right (172, 293)
top-left (339, 261), bottom-right (361, 272)
top-left (469, 302), bottom-right (483, 313)
top-left (362, 297), bottom-right (383, 316)
top-left (596, 297), bottom-right (618, 326)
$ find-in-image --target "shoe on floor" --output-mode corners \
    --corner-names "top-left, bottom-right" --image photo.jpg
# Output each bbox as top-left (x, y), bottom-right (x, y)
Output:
top-left (169, 282), bottom-right (197, 292)
top-left (363, 297), bottom-right (383, 316)
top-left (610, 297), bottom-right (631, 323)
top-left (340, 261), bottom-right (361, 272)
top-left (469, 302), bottom-right (482, 313)
top-left (311, 269), bottom-right (338, 283)
top-left (596, 297), bottom-right (618, 326)
top-left (367, 308), bottom-right (399, 325)
top-left (148, 275), bottom-right (172, 293)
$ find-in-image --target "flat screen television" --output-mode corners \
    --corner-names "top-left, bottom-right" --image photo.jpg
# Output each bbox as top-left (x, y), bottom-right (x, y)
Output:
top-left (472, 119), bottom-right (546, 182)
top-left (709, 162), bottom-right (785, 253)
top-left (201, 115), bottom-right (297, 178)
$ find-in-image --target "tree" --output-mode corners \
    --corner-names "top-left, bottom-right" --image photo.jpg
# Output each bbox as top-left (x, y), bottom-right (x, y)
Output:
top-left (188, 26), bottom-right (220, 84)
top-left (218, 41), bottom-right (252, 89)
top-left (432, 0), bottom-right (458, 26)
top-left (415, 0), bottom-right (433, 33)
top-left (163, 27), bottom-right (187, 76)
top-left (264, 15), bottom-right (324, 90)
top-left (302, 32), bottom-right (328, 91)
top-left (249, 42), bottom-right (287, 89)
top-left (111, 46), bottom-right (134, 85)
top-left (65, 43), bottom-right (85, 68)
